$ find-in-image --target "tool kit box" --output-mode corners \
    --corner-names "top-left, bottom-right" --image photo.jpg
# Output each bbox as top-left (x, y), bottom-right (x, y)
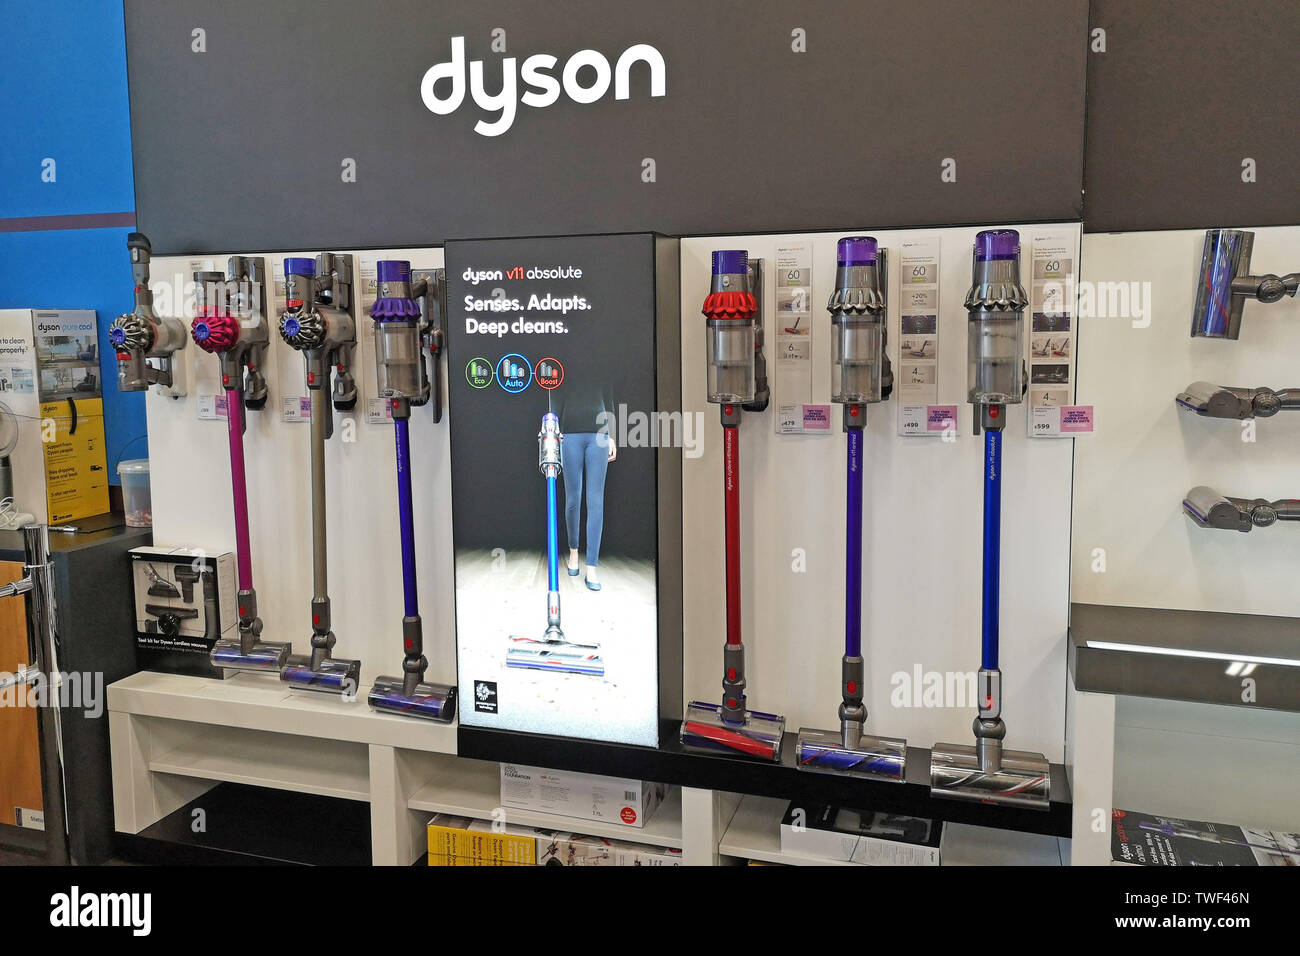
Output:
top-left (128, 547), bottom-right (237, 679)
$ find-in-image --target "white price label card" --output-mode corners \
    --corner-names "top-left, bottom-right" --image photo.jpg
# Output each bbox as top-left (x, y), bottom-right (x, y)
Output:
top-left (281, 395), bottom-right (312, 422)
top-left (196, 393), bottom-right (228, 421)
top-left (367, 397), bottom-right (393, 425)
top-left (776, 403), bottom-right (832, 435)
top-left (1030, 404), bottom-right (1093, 437)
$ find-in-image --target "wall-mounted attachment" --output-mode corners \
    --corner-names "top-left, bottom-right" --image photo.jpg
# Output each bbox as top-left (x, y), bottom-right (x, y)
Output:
top-left (1176, 381), bottom-right (1300, 420)
top-left (109, 233), bottom-right (189, 398)
top-left (1192, 229), bottom-right (1300, 339)
top-left (1182, 486), bottom-right (1300, 532)
top-left (278, 253), bottom-right (357, 438)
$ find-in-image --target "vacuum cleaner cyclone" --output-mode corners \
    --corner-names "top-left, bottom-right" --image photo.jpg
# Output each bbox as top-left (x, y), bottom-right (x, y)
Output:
top-left (276, 255), bottom-right (362, 695)
top-left (680, 250), bottom-right (786, 761)
top-left (508, 411), bottom-right (605, 676)
top-left (930, 230), bottom-right (1050, 809)
top-left (795, 237), bottom-right (906, 781)
top-left (365, 260), bottom-right (457, 720)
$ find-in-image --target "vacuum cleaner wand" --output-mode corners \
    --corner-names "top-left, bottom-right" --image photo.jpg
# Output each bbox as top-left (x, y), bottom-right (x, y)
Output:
top-left (277, 255), bottom-right (361, 694)
top-left (193, 261), bottom-right (291, 674)
top-left (1192, 229), bottom-right (1300, 339)
top-left (1182, 485), bottom-right (1300, 532)
top-left (366, 261), bottom-right (456, 720)
top-left (507, 411), bottom-right (604, 675)
top-left (1176, 381), bottom-right (1300, 420)
top-left (931, 230), bottom-right (1049, 809)
top-left (109, 233), bottom-right (188, 395)
top-left (681, 250), bottom-right (785, 761)
top-left (797, 237), bottom-right (905, 780)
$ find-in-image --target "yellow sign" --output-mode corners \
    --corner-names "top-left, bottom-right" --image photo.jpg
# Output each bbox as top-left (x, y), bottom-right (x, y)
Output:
top-left (39, 397), bottom-right (110, 523)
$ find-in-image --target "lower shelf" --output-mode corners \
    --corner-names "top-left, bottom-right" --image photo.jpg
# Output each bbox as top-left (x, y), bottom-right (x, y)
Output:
top-left (719, 794), bottom-right (1066, 866)
top-left (406, 753), bottom-right (683, 849)
top-left (115, 782), bottom-right (371, 866)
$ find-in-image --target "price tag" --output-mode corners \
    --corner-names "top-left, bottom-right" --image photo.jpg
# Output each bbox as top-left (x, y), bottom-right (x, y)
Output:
top-left (196, 393), bottom-right (228, 421)
top-left (897, 238), bottom-right (941, 436)
top-left (367, 397), bottom-right (393, 425)
top-left (1030, 405), bottom-right (1093, 437)
top-left (282, 395), bottom-right (312, 422)
top-left (776, 403), bottom-right (832, 435)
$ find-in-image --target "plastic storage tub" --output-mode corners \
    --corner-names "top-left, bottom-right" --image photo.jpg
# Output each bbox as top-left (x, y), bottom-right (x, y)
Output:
top-left (118, 459), bottom-right (152, 527)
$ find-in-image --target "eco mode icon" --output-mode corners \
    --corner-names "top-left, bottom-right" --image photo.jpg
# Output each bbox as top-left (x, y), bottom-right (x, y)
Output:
top-left (495, 353), bottom-right (532, 393)
top-left (466, 357), bottom-right (493, 389)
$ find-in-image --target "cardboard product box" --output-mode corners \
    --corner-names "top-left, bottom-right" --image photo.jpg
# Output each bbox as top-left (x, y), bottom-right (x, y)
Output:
top-left (129, 547), bottom-right (237, 679)
top-left (0, 309), bottom-right (110, 524)
top-left (426, 814), bottom-right (568, 866)
top-left (1111, 809), bottom-right (1300, 866)
top-left (780, 803), bottom-right (942, 866)
top-left (538, 834), bottom-right (682, 867)
top-left (500, 763), bottom-right (667, 828)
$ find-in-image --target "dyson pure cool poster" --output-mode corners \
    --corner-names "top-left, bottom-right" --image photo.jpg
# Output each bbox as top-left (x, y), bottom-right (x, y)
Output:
top-left (446, 234), bottom-right (671, 745)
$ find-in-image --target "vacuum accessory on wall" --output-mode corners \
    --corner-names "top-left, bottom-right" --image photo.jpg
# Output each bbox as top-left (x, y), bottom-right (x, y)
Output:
top-left (680, 250), bottom-right (785, 761)
top-left (1191, 229), bottom-right (1299, 339)
top-left (931, 230), bottom-right (1050, 809)
top-left (191, 259), bottom-right (291, 674)
top-left (108, 233), bottom-right (188, 397)
top-left (1176, 381), bottom-right (1300, 420)
top-left (365, 260), bottom-right (457, 719)
top-left (507, 410), bottom-right (605, 675)
top-left (276, 254), bottom-right (362, 694)
top-left (796, 237), bottom-right (906, 780)
top-left (1182, 486), bottom-right (1300, 532)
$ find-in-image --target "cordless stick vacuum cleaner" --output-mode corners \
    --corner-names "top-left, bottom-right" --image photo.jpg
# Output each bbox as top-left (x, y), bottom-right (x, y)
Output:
top-left (507, 410), bottom-right (605, 675)
top-left (931, 230), bottom-right (1050, 809)
top-left (277, 254), bottom-right (362, 694)
top-left (680, 250), bottom-right (786, 761)
top-left (1182, 487), bottom-right (1300, 532)
top-left (191, 260), bottom-right (291, 673)
top-left (1191, 228), bottom-right (1299, 340)
top-left (109, 233), bottom-right (188, 395)
top-left (796, 237), bottom-right (906, 780)
top-left (366, 260), bottom-right (457, 719)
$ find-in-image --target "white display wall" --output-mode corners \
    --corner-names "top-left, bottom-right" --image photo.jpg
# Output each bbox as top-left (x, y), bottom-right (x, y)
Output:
top-left (680, 225), bottom-right (1080, 761)
top-left (145, 248), bottom-right (456, 691)
top-left (1072, 226), bottom-right (1300, 617)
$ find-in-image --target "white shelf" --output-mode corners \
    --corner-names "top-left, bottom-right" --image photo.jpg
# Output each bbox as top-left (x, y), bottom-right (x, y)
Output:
top-left (149, 725), bottom-right (370, 802)
top-left (109, 669), bottom-right (457, 753)
top-left (719, 794), bottom-right (1065, 866)
top-left (407, 756), bottom-right (683, 849)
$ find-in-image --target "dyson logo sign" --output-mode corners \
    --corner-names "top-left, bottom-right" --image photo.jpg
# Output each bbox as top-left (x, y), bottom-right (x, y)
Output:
top-left (420, 36), bottom-right (666, 137)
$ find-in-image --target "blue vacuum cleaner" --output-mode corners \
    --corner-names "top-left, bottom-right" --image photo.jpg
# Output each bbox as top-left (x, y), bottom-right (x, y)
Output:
top-left (508, 411), bottom-right (604, 676)
top-left (930, 230), bottom-right (1050, 809)
top-left (366, 260), bottom-right (457, 720)
top-left (795, 237), bottom-right (906, 780)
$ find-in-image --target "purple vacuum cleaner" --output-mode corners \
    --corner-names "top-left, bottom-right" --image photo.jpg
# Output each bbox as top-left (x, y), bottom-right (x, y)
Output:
top-left (277, 254), bottom-right (362, 695)
top-left (191, 260), bottom-right (291, 672)
top-left (795, 237), bottom-right (906, 780)
top-left (365, 260), bottom-right (457, 720)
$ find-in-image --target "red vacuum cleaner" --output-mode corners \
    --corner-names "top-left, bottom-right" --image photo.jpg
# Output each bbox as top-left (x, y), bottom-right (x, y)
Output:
top-left (679, 250), bottom-right (785, 761)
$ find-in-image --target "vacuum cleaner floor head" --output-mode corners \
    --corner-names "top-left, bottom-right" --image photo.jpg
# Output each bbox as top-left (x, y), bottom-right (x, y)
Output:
top-left (680, 701), bottom-right (785, 761)
top-left (929, 742), bottom-right (1050, 809)
top-left (367, 675), bottom-right (457, 721)
top-left (211, 638), bottom-right (290, 673)
top-left (280, 654), bottom-right (362, 694)
top-left (795, 727), bottom-right (906, 782)
top-left (507, 635), bottom-right (604, 676)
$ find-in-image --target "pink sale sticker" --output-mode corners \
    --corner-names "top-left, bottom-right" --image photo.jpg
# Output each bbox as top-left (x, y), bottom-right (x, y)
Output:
top-left (1060, 406), bottom-right (1094, 432)
top-left (802, 404), bottom-right (831, 431)
top-left (927, 405), bottom-right (959, 431)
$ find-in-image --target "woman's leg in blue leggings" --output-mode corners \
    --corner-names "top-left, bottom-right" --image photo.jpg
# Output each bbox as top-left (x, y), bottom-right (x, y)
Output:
top-left (584, 434), bottom-right (610, 567)
top-left (561, 433), bottom-right (589, 552)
